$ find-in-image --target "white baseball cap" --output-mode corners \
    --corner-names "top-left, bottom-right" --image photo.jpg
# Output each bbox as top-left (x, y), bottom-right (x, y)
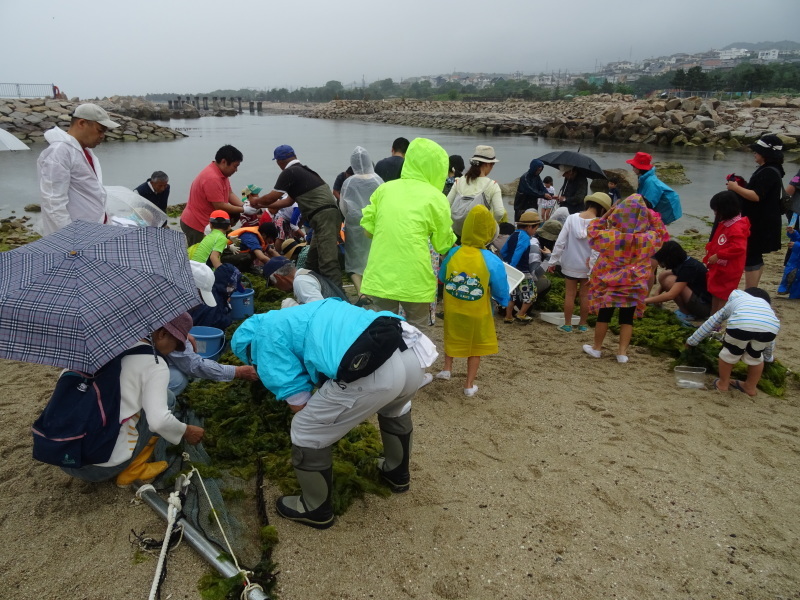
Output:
top-left (189, 261), bottom-right (217, 307)
top-left (71, 103), bottom-right (120, 129)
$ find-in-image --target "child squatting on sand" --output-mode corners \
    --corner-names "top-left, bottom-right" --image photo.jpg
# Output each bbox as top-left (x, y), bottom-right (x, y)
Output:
top-left (686, 288), bottom-right (780, 395)
top-left (436, 205), bottom-right (510, 397)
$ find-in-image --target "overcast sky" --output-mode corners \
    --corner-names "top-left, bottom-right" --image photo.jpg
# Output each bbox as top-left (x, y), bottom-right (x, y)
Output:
top-left (1, 0), bottom-right (797, 99)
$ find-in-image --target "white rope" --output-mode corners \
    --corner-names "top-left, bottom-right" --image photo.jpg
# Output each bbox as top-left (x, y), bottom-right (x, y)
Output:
top-left (187, 464), bottom-right (264, 599)
top-left (147, 489), bottom-right (183, 600)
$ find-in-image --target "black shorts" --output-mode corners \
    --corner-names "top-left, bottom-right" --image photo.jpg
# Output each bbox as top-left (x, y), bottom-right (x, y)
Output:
top-left (685, 293), bottom-right (711, 319)
top-left (745, 242), bottom-right (763, 270)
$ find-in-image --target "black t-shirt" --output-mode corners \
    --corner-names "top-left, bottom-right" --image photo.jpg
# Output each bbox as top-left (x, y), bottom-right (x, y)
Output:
top-left (742, 164), bottom-right (783, 253)
top-left (274, 163), bottom-right (326, 199)
top-left (332, 171), bottom-right (348, 193)
top-left (674, 257), bottom-right (710, 301)
top-left (374, 156), bottom-right (404, 182)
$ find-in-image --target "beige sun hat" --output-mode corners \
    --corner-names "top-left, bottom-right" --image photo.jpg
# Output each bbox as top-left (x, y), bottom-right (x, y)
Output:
top-left (470, 145), bottom-right (498, 164)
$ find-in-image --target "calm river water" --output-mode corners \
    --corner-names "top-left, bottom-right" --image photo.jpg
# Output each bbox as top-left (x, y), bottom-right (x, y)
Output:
top-left (0, 112), bottom-right (764, 232)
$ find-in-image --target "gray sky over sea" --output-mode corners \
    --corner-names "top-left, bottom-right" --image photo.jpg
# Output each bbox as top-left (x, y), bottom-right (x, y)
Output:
top-left (1, 0), bottom-right (798, 99)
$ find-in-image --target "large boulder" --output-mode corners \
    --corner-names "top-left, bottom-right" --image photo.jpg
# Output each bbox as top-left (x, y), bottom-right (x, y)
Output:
top-left (654, 161), bottom-right (691, 185)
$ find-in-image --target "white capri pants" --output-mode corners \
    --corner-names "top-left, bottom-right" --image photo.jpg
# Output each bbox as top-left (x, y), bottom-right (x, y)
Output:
top-left (291, 347), bottom-right (423, 449)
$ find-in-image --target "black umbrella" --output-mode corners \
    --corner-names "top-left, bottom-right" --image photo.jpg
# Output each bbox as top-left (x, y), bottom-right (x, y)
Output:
top-left (536, 150), bottom-right (606, 180)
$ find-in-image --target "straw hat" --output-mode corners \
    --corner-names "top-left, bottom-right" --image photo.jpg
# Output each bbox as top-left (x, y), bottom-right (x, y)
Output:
top-left (516, 211), bottom-right (542, 226)
top-left (470, 145), bottom-right (499, 164)
top-left (281, 238), bottom-right (308, 261)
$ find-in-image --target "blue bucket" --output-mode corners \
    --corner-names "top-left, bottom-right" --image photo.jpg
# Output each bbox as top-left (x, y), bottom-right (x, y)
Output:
top-left (190, 326), bottom-right (225, 361)
top-left (230, 288), bottom-right (255, 321)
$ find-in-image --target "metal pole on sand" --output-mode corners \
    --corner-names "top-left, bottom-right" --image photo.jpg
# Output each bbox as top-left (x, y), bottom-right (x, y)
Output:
top-left (135, 481), bottom-right (270, 600)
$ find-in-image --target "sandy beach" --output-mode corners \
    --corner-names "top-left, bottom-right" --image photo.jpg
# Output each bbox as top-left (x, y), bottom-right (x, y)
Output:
top-left (1, 251), bottom-right (798, 600)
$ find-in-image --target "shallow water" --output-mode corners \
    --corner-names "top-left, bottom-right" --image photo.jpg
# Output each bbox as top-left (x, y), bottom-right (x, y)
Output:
top-left (0, 112), bottom-right (764, 233)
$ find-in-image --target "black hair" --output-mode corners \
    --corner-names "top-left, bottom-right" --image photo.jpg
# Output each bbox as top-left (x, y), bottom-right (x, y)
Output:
top-left (607, 175), bottom-right (619, 185)
top-left (209, 220), bottom-right (230, 230)
top-left (709, 190), bottom-right (741, 221)
top-left (258, 222), bottom-right (279, 240)
top-left (498, 222), bottom-right (516, 235)
top-left (543, 176), bottom-right (554, 185)
top-left (652, 240), bottom-right (687, 270)
top-left (584, 201), bottom-right (608, 217)
top-left (392, 137), bottom-right (410, 154)
top-left (215, 144), bottom-right (243, 164)
top-left (449, 155), bottom-right (465, 177)
top-left (744, 287), bottom-right (771, 305)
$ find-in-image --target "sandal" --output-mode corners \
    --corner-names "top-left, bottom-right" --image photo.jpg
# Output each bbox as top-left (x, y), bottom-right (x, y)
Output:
top-left (515, 314), bottom-right (533, 323)
top-left (577, 325), bottom-right (589, 333)
top-left (730, 380), bottom-right (756, 396)
top-left (557, 324), bottom-right (572, 333)
top-left (503, 318), bottom-right (514, 324)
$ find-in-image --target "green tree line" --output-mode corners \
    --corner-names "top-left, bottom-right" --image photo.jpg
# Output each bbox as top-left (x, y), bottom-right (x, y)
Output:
top-left (145, 62), bottom-right (800, 104)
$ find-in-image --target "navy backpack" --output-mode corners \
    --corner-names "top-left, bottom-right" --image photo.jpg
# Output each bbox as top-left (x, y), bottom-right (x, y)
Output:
top-left (31, 345), bottom-right (157, 469)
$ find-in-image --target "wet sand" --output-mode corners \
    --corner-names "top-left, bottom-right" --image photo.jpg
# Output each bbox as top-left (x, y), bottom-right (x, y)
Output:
top-left (1, 252), bottom-right (798, 600)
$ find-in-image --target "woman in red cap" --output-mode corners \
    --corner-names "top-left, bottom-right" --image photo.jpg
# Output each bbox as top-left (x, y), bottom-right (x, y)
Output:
top-left (726, 134), bottom-right (785, 287)
top-left (626, 152), bottom-right (682, 225)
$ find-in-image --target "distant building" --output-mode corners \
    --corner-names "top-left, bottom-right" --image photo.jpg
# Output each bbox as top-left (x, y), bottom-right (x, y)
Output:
top-left (758, 49), bottom-right (779, 61)
top-left (718, 48), bottom-right (750, 60)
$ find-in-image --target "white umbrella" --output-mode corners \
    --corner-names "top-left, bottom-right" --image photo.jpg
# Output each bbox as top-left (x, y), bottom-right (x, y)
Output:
top-left (0, 127), bottom-right (30, 151)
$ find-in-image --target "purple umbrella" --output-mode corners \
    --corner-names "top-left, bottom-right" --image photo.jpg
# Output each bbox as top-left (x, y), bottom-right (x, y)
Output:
top-left (0, 221), bottom-right (200, 373)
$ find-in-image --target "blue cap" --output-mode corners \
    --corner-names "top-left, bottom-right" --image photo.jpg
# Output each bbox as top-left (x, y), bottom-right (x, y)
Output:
top-left (272, 145), bottom-right (296, 161)
top-left (263, 256), bottom-right (291, 280)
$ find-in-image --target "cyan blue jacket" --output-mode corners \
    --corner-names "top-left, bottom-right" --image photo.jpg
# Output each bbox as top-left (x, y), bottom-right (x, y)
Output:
top-left (500, 229), bottom-right (532, 273)
top-left (637, 167), bottom-right (682, 224)
top-left (231, 299), bottom-right (399, 403)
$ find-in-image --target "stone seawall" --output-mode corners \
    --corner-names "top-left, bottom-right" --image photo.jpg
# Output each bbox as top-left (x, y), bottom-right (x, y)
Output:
top-left (308, 94), bottom-right (800, 151)
top-left (0, 98), bottom-right (186, 145)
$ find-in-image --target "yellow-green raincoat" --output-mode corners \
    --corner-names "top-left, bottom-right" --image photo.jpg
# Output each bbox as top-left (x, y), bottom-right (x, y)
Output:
top-left (360, 138), bottom-right (456, 303)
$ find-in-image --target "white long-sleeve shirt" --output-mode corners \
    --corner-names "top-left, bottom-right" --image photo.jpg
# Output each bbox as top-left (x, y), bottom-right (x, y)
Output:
top-left (97, 343), bottom-right (187, 467)
top-left (37, 127), bottom-right (107, 235)
top-left (548, 213), bottom-right (595, 278)
top-left (446, 176), bottom-right (505, 223)
top-left (687, 290), bottom-right (780, 361)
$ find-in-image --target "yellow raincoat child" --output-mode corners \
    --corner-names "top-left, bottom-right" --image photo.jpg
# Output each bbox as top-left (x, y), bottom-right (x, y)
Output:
top-left (436, 205), bottom-right (510, 396)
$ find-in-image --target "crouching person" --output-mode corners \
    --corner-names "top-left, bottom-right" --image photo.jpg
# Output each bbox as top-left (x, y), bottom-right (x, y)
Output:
top-left (231, 298), bottom-right (437, 529)
top-left (60, 313), bottom-right (205, 486)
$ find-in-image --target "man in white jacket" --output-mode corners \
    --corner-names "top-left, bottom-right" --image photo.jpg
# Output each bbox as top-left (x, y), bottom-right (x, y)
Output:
top-left (37, 104), bottom-right (120, 235)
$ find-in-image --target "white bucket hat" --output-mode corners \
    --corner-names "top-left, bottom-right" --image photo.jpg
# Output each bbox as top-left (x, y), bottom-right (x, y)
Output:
top-left (189, 261), bottom-right (217, 307)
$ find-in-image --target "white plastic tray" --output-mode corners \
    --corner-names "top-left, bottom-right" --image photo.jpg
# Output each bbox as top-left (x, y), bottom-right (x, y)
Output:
top-left (540, 312), bottom-right (581, 326)
top-left (504, 263), bottom-right (525, 291)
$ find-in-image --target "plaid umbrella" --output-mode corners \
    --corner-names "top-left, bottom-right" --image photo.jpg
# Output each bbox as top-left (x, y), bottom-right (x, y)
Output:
top-left (0, 221), bottom-right (200, 373)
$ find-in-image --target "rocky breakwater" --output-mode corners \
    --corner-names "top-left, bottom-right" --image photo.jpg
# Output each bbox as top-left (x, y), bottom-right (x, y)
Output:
top-left (0, 98), bottom-right (186, 145)
top-left (308, 95), bottom-right (800, 151)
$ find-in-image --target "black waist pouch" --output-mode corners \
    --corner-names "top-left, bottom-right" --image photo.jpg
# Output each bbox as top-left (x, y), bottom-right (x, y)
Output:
top-left (336, 316), bottom-right (406, 383)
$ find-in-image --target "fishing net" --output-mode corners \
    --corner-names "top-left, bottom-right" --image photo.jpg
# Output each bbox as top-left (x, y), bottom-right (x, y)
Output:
top-left (150, 398), bottom-right (262, 566)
